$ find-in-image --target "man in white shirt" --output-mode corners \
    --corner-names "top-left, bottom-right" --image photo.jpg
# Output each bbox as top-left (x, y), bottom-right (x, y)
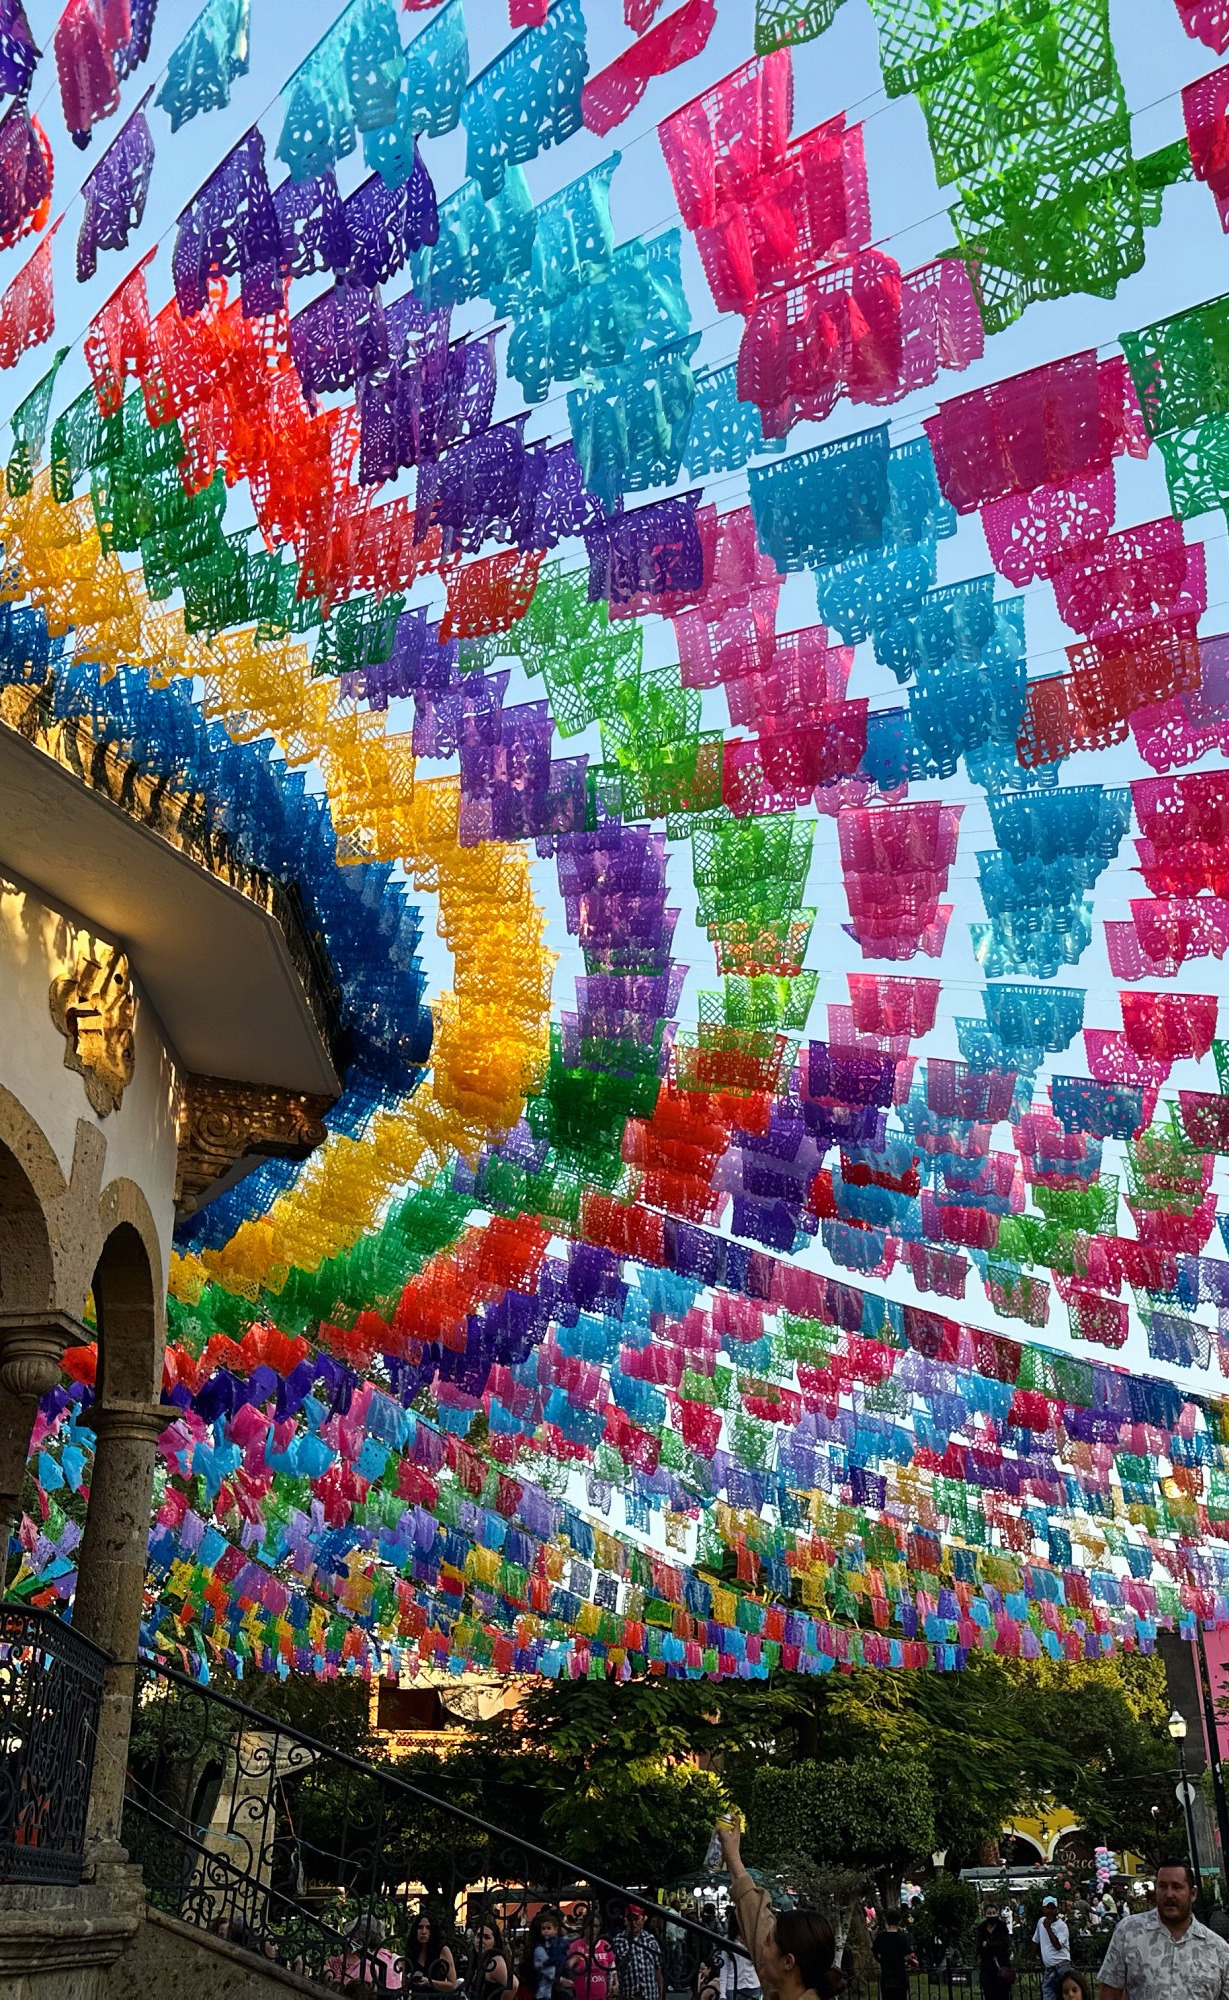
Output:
top-left (1098, 1861), bottom-right (1229, 2000)
top-left (1033, 1897), bottom-right (1072, 2000)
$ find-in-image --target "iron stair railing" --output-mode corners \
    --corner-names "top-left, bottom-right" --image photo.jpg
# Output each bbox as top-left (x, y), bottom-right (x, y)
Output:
top-left (0, 1604), bottom-right (106, 1886)
top-left (123, 1654), bottom-right (743, 1994)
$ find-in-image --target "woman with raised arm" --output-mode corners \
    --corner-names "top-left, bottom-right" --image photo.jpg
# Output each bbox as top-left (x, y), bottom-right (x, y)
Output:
top-left (715, 1825), bottom-right (842, 2000)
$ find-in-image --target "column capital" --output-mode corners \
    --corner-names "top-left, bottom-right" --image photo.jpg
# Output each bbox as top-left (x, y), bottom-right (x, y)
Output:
top-left (0, 1308), bottom-right (90, 1399)
top-left (85, 1399), bottom-right (168, 1447)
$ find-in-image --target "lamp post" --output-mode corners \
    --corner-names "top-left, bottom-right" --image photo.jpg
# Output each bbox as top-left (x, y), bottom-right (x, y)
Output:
top-left (1170, 1708), bottom-right (1203, 1884)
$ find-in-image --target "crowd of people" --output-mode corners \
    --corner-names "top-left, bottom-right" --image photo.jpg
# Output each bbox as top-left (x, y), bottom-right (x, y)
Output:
top-left (210, 1835), bottom-right (1229, 2000)
top-left (212, 1890), bottom-right (678, 1997)
top-left (853, 1862), bottom-right (1229, 2000)
top-left (215, 1888), bottom-right (693, 1999)
top-left (970, 1861), bottom-right (1229, 2000)
top-left (250, 1818), bottom-right (840, 2000)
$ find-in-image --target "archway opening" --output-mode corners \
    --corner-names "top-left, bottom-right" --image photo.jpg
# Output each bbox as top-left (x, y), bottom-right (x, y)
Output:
top-left (1000, 1834), bottom-right (1046, 1866)
top-left (0, 1135), bottom-right (53, 1314)
top-left (91, 1221), bottom-right (158, 1409)
top-left (72, 1220), bottom-right (164, 1850)
top-left (0, 1135), bottom-right (56, 1589)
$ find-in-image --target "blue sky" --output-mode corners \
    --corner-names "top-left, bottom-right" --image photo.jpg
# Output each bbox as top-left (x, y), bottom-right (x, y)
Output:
top-left (15, 0), bottom-right (1229, 1396)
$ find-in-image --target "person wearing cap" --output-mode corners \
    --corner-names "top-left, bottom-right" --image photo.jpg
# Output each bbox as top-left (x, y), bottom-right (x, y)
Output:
top-left (1033, 1898), bottom-right (1073, 2000)
top-left (327, 1913), bottom-right (405, 1993)
top-left (613, 1903), bottom-right (664, 2000)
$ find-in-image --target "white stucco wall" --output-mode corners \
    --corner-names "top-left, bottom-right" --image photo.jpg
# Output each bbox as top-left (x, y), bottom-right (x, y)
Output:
top-left (0, 870), bottom-right (180, 1272)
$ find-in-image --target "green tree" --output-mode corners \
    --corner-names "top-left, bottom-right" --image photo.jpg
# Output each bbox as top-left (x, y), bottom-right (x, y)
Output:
top-left (544, 1761), bottom-right (727, 1886)
top-left (169, 1647), bottom-right (1184, 1906)
top-left (492, 1675), bottom-right (810, 1784)
top-left (770, 1860), bottom-right (875, 1983)
top-left (909, 1874), bottom-right (978, 1964)
top-left (811, 1655), bottom-right (1071, 1861)
top-left (223, 1667), bottom-right (379, 1757)
top-left (483, 1678), bottom-right (737, 1883)
top-left (485, 1653), bottom-right (1185, 1875)
top-left (796, 1652), bottom-right (1182, 1866)
top-left (1007, 1657), bottom-right (1184, 1863)
top-left (738, 1755), bottom-right (934, 1893)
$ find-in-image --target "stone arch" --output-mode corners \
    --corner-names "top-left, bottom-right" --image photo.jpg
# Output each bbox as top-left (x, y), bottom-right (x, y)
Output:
top-left (0, 1133), bottom-right (54, 1316)
top-left (91, 1181), bottom-right (165, 1410)
top-left (0, 1084), bottom-right (63, 1315)
top-left (0, 1086), bottom-right (119, 1325)
top-left (0, 1094), bottom-right (78, 1576)
top-left (75, 1203), bottom-right (169, 1856)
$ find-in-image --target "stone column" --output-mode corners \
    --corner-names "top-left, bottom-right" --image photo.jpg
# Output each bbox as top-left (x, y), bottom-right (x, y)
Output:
top-left (73, 1398), bottom-right (167, 1860)
top-left (0, 1310), bottom-right (84, 1589)
top-left (0, 1385), bottom-right (38, 1588)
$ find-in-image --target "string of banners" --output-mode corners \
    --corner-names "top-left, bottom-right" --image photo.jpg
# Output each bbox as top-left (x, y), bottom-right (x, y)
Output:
top-left (8, 0), bottom-right (1229, 1678)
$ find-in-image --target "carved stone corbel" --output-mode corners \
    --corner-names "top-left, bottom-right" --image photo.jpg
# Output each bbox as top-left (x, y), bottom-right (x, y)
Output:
top-left (0, 1307), bottom-right (91, 1399)
top-left (174, 1074), bottom-right (334, 1216)
top-left (48, 935), bottom-right (137, 1118)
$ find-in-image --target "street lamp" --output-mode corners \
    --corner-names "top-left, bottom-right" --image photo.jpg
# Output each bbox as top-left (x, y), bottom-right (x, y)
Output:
top-left (1170, 1708), bottom-right (1202, 1883)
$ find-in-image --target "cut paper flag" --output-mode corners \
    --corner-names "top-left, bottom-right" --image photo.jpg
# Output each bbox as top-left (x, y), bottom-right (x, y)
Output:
top-left (582, 0), bottom-right (716, 137)
top-left (277, 0), bottom-right (405, 182)
top-left (461, 0), bottom-right (589, 198)
top-left (6, 344), bottom-right (65, 493)
top-left (77, 91), bottom-right (154, 280)
top-left (0, 1), bottom-right (38, 100)
top-left (156, 0), bottom-right (249, 133)
top-left (0, 223), bottom-right (57, 370)
top-left (0, 97), bottom-right (52, 253)
top-left (55, 0), bottom-right (139, 147)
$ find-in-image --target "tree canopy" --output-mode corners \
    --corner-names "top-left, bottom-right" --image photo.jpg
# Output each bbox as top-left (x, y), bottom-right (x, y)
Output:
top-left (740, 1754), bottom-right (936, 1887)
top-left (159, 1651), bottom-right (1183, 1901)
top-left (481, 1650), bottom-right (1185, 1875)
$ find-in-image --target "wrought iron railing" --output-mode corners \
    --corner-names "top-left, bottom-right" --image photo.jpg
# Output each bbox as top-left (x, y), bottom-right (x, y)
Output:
top-left (842, 1947), bottom-right (1117, 1998)
top-left (0, 1603), bottom-right (107, 1885)
top-left (122, 1656), bottom-right (739, 1994)
top-left (842, 1975), bottom-right (1050, 2000)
